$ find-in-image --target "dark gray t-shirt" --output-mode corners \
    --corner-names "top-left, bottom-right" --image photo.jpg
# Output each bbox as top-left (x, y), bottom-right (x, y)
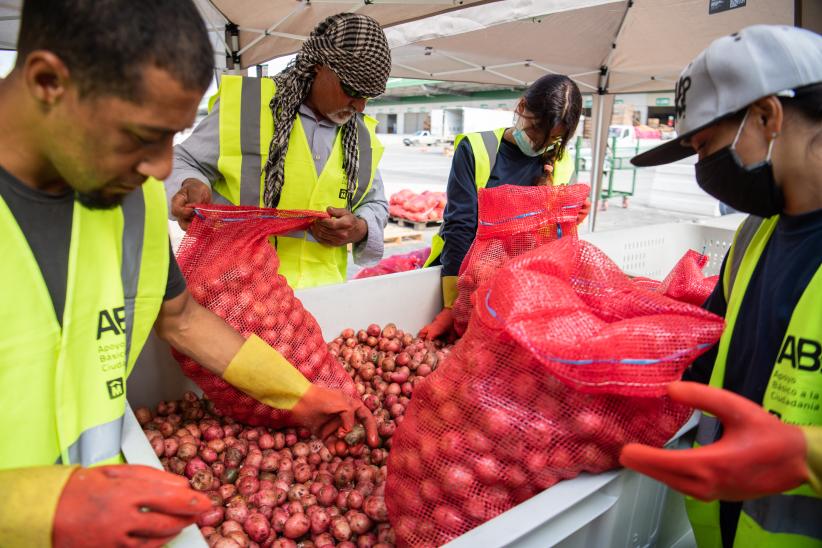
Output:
top-left (0, 166), bottom-right (186, 325)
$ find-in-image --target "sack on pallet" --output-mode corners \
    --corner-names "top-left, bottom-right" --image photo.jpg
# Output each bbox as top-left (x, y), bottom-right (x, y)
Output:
top-left (354, 247), bottom-right (431, 279)
top-left (632, 249), bottom-right (719, 306)
top-left (386, 237), bottom-right (725, 547)
top-left (451, 183), bottom-right (589, 336)
top-left (389, 190), bottom-right (446, 222)
top-left (173, 205), bottom-right (356, 427)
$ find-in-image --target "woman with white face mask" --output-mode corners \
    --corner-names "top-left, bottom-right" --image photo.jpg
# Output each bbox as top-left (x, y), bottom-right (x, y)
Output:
top-left (621, 25), bottom-right (822, 548)
top-left (418, 74), bottom-right (590, 340)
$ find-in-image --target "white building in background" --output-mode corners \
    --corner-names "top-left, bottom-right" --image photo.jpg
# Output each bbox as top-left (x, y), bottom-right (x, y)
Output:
top-left (365, 79), bottom-right (676, 138)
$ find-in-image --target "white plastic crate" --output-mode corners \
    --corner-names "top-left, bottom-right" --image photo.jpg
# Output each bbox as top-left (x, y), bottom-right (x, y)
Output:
top-left (126, 220), bottom-right (737, 547)
top-left (582, 221), bottom-right (738, 280)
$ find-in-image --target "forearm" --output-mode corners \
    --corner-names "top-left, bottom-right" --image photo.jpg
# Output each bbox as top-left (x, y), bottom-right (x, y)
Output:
top-left (352, 205), bottom-right (387, 265)
top-left (154, 291), bottom-right (245, 375)
top-left (0, 466), bottom-right (76, 546)
top-left (166, 101), bottom-right (223, 218)
top-left (440, 139), bottom-right (478, 276)
top-left (352, 171), bottom-right (388, 266)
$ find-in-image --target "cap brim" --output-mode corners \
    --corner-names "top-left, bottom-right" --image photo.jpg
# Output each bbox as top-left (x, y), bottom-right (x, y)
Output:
top-left (630, 129), bottom-right (699, 167)
top-left (631, 110), bottom-right (745, 167)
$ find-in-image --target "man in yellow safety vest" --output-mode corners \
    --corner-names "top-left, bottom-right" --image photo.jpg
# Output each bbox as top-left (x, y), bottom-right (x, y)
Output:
top-left (621, 25), bottom-right (822, 548)
top-left (0, 2), bottom-right (376, 546)
top-left (168, 13), bottom-right (391, 289)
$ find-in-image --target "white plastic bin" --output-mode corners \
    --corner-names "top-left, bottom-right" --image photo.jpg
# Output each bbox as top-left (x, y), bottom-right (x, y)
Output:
top-left (126, 221), bottom-right (737, 547)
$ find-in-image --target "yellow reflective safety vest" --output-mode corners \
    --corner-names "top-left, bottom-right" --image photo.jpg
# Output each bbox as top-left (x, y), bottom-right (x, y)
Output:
top-left (424, 128), bottom-right (575, 268)
top-left (0, 179), bottom-right (169, 469)
top-left (686, 215), bottom-right (822, 548)
top-left (209, 75), bottom-right (383, 288)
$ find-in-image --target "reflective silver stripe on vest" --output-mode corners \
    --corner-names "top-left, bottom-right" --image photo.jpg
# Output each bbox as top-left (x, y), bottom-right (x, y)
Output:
top-left (120, 186), bottom-right (145, 368)
top-left (56, 415), bottom-right (124, 466)
top-left (240, 77), bottom-right (263, 206)
top-left (694, 414), bottom-right (721, 446)
top-left (743, 494), bottom-right (822, 540)
top-left (351, 116), bottom-right (372, 208)
top-left (726, 215), bottom-right (765, 300)
top-left (480, 130), bottom-right (501, 179)
top-left (280, 229), bottom-right (319, 243)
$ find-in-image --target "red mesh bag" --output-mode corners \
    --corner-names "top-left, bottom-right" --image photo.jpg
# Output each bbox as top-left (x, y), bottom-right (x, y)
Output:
top-left (632, 250), bottom-right (719, 306)
top-left (386, 237), bottom-right (724, 547)
top-left (452, 183), bottom-right (590, 336)
top-left (173, 205), bottom-right (356, 427)
top-left (354, 247), bottom-right (431, 279)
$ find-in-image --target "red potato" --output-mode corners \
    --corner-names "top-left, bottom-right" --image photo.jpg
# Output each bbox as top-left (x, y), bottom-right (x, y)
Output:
top-left (310, 507), bottom-right (331, 535)
top-left (142, 325), bottom-right (460, 547)
top-left (348, 511), bottom-right (372, 535)
top-left (271, 508), bottom-right (289, 534)
top-left (225, 502), bottom-right (249, 524)
top-left (191, 469), bottom-right (215, 492)
top-left (243, 513), bottom-right (270, 543)
top-left (363, 496), bottom-right (388, 523)
top-left (283, 512), bottom-right (310, 539)
top-left (330, 516), bottom-right (352, 541)
top-left (197, 506), bottom-right (225, 528)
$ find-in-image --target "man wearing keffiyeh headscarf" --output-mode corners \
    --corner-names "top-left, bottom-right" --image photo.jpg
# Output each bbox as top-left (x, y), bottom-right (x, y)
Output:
top-left (168, 13), bottom-right (392, 289)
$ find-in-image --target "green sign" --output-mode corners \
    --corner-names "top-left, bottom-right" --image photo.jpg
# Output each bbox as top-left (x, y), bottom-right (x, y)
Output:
top-left (655, 97), bottom-right (671, 106)
top-left (584, 97), bottom-right (593, 108)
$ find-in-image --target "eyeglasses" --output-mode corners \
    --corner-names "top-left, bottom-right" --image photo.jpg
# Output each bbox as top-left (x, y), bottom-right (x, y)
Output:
top-left (340, 80), bottom-right (371, 100)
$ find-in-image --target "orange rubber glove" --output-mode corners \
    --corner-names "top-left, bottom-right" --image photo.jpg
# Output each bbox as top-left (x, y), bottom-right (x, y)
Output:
top-left (418, 308), bottom-right (455, 341)
top-left (224, 335), bottom-right (378, 446)
top-left (53, 464), bottom-right (212, 548)
top-left (291, 385), bottom-right (380, 447)
top-left (619, 381), bottom-right (811, 502)
top-left (419, 276), bottom-right (457, 340)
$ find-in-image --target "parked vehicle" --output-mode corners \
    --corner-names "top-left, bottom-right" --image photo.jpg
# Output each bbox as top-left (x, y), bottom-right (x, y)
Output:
top-left (403, 130), bottom-right (441, 146)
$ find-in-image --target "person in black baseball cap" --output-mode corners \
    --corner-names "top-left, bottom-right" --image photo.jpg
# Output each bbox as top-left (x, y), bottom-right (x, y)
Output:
top-left (621, 25), bottom-right (822, 548)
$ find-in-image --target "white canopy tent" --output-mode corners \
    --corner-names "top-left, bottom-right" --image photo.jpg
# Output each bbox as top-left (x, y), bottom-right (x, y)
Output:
top-left (0, 0), bottom-right (496, 72)
top-left (384, 0), bottom-right (795, 229)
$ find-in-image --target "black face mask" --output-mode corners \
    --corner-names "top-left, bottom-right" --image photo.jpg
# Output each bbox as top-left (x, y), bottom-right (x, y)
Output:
top-left (694, 111), bottom-right (784, 218)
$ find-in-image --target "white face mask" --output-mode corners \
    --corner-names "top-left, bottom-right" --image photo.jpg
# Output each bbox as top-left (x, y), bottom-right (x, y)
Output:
top-left (511, 114), bottom-right (555, 157)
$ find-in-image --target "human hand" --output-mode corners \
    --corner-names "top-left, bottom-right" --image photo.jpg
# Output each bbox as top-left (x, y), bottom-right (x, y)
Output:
top-left (577, 197), bottom-right (592, 225)
top-left (418, 307), bottom-right (455, 341)
top-left (619, 381), bottom-right (808, 501)
top-left (310, 207), bottom-right (368, 246)
top-left (291, 384), bottom-right (380, 447)
top-left (53, 464), bottom-right (212, 548)
top-left (170, 178), bottom-right (212, 231)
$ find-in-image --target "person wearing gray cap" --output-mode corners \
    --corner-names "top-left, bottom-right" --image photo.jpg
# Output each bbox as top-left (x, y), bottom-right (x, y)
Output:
top-left (167, 13), bottom-right (392, 288)
top-left (620, 24), bottom-right (822, 548)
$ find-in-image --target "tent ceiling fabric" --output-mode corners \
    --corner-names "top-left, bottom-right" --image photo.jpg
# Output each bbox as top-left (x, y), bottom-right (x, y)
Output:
top-left (208, 0), bottom-right (496, 69)
top-left (0, 0), bottom-right (494, 70)
top-left (386, 0), bottom-right (794, 93)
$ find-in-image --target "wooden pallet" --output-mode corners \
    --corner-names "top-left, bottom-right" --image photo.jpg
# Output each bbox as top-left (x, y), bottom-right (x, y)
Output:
top-left (383, 223), bottom-right (423, 245)
top-left (346, 223), bottom-right (423, 251)
top-left (389, 216), bottom-right (443, 230)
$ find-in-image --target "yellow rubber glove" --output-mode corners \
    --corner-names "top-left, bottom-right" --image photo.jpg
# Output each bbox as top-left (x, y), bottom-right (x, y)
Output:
top-left (222, 334), bottom-right (310, 410)
top-left (801, 426), bottom-right (822, 494)
top-left (0, 465), bottom-right (76, 546)
top-left (441, 275), bottom-right (458, 309)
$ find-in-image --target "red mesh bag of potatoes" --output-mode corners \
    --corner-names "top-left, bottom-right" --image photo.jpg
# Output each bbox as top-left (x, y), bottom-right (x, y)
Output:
top-left (451, 183), bottom-right (589, 336)
top-left (386, 237), bottom-right (724, 547)
top-left (173, 205), bottom-right (356, 427)
top-left (632, 249), bottom-right (719, 306)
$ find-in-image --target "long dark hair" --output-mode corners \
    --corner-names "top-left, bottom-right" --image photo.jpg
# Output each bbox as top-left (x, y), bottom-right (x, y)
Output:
top-left (520, 74), bottom-right (582, 164)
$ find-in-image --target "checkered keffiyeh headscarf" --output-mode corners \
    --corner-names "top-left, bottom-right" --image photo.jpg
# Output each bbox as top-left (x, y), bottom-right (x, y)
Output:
top-left (263, 13), bottom-right (391, 208)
